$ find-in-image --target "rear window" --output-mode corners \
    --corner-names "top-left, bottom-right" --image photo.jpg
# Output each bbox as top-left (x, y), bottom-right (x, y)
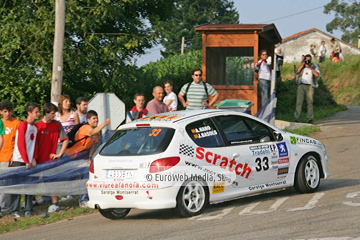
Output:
top-left (100, 127), bottom-right (175, 156)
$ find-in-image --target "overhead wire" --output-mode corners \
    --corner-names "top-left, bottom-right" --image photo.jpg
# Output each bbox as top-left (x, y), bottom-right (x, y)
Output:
top-left (142, 5), bottom-right (327, 55)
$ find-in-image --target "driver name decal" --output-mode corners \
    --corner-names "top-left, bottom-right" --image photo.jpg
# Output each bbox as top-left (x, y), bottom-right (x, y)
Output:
top-left (191, 126), bottom-right (211, 133)
top-left (191, 126), bottom-right (218, 139)
top-left (193, 130), bottom-right (218, 139)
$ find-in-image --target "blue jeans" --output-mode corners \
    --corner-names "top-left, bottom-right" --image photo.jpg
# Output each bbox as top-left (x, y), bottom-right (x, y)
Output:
top-left (9, 162), bottom-right (33, 214)
top-left (79, 194), bottom-right (89, 204)
top-left (259, 79), bottom-right (271, 107)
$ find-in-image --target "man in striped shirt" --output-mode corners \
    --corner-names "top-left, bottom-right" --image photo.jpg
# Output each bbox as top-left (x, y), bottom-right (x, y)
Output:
top-left (178, 68), bottom-right (219, 110)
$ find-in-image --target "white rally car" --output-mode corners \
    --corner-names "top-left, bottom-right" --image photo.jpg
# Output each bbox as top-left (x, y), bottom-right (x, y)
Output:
top-left (87, 110), bottom-right (329, 219)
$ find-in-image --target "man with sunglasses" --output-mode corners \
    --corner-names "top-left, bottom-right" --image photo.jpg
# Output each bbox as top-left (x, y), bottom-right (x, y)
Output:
top-left (254, 50), bottom-right (271, 107)
top-left (178, 68), bottom-right (219, 110)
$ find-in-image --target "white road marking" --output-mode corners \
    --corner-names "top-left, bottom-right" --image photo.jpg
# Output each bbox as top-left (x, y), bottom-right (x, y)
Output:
top-left (287, 192), bottom-right (325, 212)
top-left (297, 238), bottom-right (360, 240)
top-left (190, 190), bottom-right (360, 221)
top-left (343, 191), bottom-right (360, 206)
top-left (189, 207), bottom-right (235, 220)
top-left (239, 197), bottom-right (289, 215)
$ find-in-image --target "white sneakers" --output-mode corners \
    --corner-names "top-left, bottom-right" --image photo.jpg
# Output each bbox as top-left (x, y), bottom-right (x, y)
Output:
top-left (48, 204), bottom-right (60, 213)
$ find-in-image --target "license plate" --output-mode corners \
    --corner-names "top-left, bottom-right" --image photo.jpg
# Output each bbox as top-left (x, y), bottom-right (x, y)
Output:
top-left (106, 170), bottom-right (134, 179)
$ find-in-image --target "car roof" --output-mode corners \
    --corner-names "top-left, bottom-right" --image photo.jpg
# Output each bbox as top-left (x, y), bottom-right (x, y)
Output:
top-left (119, 109), bottom-right (270, 129)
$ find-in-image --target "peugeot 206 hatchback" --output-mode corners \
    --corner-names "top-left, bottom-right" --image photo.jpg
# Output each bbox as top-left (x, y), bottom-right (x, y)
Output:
top-left (86, 110), bottom-right (329, 220)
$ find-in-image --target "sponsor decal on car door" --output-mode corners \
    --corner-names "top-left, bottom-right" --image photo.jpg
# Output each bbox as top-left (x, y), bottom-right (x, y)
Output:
top-left (229, 141), bottom-right (290, 188)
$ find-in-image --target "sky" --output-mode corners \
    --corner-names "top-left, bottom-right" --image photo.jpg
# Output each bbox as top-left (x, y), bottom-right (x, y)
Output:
top-left (135, 0), bottom-right (343, 66)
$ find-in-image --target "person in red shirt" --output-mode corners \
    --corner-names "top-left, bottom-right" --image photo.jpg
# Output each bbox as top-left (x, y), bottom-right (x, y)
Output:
top-left (34, 103), bottom-right (69, 212)
top-left (35, 103), bottom-right (69, 163)
top-left (127, 93), bottom-right (148, 121)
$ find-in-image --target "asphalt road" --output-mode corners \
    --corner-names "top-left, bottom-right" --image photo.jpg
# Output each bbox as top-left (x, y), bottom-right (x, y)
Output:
top-left (1, 107), bottom-right (360, 240)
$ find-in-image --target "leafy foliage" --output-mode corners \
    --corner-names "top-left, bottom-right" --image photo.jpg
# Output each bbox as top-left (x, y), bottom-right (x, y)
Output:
top-left (134, 50), bottom-right (202, 109)
top-left (151, 0), bottom-right (239, 58)
top-left (226, 57), bottom-right (253, 85)
top-left (0, 0), bottom-right (173, 118)
top-left (324, 0), bottom-right (360, 44)
top-left (276, 61), bottom-right (349, 122)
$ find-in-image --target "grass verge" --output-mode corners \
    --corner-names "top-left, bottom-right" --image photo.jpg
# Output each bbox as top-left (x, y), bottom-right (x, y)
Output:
top-left (276, 105), bottom-right (347, 123)
top-left (284, 125), bottom-right (321, 136)
top-left (0, 197), bottom-right (97, 234)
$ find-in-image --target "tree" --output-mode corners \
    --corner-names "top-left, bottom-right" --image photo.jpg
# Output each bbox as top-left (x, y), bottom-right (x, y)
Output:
top-left (152, 0), bottom-right (239, 58)
top-left (324, 0), bottom-right (360, 44)
top-left (0, 0), bottom-right (173, 118)
top-left (136, 50), bottom-right (202, 106)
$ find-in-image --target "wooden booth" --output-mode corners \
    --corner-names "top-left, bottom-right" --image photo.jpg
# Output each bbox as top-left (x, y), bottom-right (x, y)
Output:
top-left (195, 24), bottom-right (282, 115)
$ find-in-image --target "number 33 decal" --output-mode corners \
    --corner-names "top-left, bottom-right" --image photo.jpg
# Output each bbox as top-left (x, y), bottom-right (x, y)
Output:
top-left (255, 157), bottom-right (269, 172)
top-left (148, 129), bottom-right (162, 137)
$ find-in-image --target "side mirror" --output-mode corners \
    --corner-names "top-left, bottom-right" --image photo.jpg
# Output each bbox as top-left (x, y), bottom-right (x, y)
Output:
top-left (260, 136), bottom-right (271, 143)
top-left (274, 131), bottom-right (283, 141)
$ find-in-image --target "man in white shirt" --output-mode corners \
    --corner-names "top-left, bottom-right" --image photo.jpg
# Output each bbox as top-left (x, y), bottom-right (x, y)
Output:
top-left (294, 54), bottom-right (320, 124)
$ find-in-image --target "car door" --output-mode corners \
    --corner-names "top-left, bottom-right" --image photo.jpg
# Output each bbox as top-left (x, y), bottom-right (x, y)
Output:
top-left (184, 117), bottom-right (234, 201)
top-left (213, 115), bottom-right (289, 191)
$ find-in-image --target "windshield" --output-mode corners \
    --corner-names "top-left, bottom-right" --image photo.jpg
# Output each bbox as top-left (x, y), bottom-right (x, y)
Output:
top-left (100, 127), bottom-right (175, 156)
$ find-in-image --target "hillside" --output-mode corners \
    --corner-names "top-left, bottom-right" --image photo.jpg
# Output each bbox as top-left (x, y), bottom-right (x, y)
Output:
top-left (280, 55), bottom-right (360, 106)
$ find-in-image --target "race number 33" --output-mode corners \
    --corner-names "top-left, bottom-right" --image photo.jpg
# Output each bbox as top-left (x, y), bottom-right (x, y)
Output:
top-left (255, 157), bottom-right (269, 172)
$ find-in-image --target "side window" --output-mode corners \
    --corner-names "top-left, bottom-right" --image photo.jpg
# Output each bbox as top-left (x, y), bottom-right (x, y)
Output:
top-left (185, 118), bottom-right (224, 148)
top-left (214, 115), bottom-right (274, 145)
top-left (244, 118), bottom-right (274, 142)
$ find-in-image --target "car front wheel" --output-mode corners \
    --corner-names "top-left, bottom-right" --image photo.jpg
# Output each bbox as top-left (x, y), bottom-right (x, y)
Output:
top-left (98, 208), bottom-right (131, 220)
top-left (175, 180), bottom-right (209, 218)
top-left (294, 154), bottom-right (320, 193)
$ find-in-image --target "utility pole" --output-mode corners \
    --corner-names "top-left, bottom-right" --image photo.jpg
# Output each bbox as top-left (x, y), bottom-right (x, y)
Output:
top-left (51, 0), bottom-right (65, 103)
top-left (181, 37), bottom-right (185, 54)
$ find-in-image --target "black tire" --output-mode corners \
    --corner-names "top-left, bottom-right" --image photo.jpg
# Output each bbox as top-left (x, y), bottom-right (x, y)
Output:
top-left (175, 180), bottom-right (209, 218)
top-left (294, 154), bottom-right (320, 193)
top-left (98, 208), bottom-right (131, 220)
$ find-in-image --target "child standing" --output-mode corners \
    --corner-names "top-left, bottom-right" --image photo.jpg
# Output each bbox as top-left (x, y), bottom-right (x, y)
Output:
top-left (127, 93), bottom-right (148, 122)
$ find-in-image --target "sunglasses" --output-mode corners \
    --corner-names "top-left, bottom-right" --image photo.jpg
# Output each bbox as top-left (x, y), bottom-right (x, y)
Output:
top-left (194, 74), bottom-right (202, 77)
top-left (261, 53), bottom-right (268, 56)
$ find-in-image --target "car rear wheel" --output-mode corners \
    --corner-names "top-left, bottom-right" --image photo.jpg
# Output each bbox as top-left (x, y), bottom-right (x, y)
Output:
top-left (98, 208), bottom-right (131, 220)
top-left (294, 154), bottom-right (320, 193)
top-left (175, 180), bottom-right (209, 218)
